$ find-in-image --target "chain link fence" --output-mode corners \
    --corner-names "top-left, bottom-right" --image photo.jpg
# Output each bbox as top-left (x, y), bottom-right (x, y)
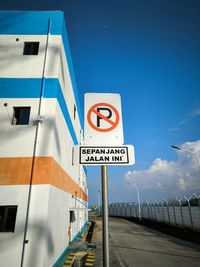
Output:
top-left (109, 193), bottom-right (200, 231)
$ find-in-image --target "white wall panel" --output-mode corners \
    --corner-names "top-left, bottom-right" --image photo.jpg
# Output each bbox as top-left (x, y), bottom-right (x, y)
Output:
top-left (35, 98), bottom-right (56, 157)
top-left (23, 185), bottom-right (50, 267)
top-left (0, 98), bottom-right (39, 157)
top-left (0, 185), bottom-right (29, 267)
top-left (0, 35), bottom-right (61, 78)
top-left (52, 101), bottom-right (79, 183)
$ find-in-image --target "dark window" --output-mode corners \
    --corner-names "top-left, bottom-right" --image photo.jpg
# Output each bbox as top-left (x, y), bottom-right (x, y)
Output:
top-left (69, 210), bottom-right (76, 223)
top-left (0, 206), bottom-right (18, 232)
top-left (23, 42), bottom-right (39, 55)
top-left (12, 107), bottom-right (31, 125)
top-left (74, 104), bottom-right (76, 120)
top-left (72, 147), bottom-right (74, 166)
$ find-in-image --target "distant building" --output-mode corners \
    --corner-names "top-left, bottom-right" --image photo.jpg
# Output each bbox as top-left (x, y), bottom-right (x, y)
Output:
top-left (0, 11), bottom-right (88, 266)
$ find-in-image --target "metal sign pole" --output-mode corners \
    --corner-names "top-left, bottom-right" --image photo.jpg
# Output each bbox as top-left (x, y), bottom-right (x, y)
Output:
top-left (101, 165), bottom-right (110, 267)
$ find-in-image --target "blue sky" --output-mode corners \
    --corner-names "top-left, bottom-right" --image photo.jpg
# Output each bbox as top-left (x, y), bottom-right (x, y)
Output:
top-left (1, 0), bottom-right (200, 205)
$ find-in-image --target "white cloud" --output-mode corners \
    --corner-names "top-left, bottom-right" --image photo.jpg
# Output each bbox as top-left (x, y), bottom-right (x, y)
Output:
top-left (177, 178), bottom-right (186, 191)
top-left (181, 140), bottom-right (200, 155)
top-left (124, 140), bottom-right (200, 199)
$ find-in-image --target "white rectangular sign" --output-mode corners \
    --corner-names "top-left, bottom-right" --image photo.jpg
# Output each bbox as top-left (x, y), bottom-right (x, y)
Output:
top-left (84, 93), bottom-right (124, 145)
top-left (75, 145), bottom-right (135, 166)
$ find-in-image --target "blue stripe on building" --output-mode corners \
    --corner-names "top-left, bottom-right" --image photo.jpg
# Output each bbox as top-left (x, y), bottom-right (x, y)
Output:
top-left (61, 21), bottom-right (83, 129)
top-left (0, 78), bottom-right (78, 143)
top-left (0, 10), bottom-right (83, 128)
top-left (0, 11), bottom-right (64, 35)
top-left (0, 11), bottom-right (86, 172)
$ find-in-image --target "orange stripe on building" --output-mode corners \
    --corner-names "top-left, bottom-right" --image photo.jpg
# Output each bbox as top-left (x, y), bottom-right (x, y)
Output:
top-left (0, 157), bottom-right (88, 202)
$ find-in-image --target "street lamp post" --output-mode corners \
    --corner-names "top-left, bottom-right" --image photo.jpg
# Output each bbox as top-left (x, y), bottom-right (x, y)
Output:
top-left (171, 145), bottom-right (200, 170)
top-left (127, 182), bottom-right (142, 220)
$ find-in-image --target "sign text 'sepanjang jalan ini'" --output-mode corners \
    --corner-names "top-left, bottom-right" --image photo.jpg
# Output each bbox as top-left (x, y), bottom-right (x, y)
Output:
top-left (79, 145), bottom-right (134, 165)
top-left (75, 93), bottom-right (135, 166)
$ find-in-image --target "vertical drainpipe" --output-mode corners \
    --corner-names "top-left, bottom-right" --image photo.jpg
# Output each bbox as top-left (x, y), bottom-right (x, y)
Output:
top-left (20, 18), bottom-right (51, 267)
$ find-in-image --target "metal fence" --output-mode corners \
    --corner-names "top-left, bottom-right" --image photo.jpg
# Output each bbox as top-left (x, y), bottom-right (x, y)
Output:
top-left (109, 193), bottom-right (200, 231)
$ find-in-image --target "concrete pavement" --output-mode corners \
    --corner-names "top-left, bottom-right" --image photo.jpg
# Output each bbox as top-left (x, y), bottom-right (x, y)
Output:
top-left (94, 216), bottom-right (200, 267)
top-left (108, 217), bottom-right (200, 267)
top-left (94, 217), bottom-right (122, 267)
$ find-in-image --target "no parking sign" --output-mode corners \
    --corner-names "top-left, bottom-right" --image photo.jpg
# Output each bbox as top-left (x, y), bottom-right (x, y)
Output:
top-left (84, 93), bottom-right (124, 144)
top-left (81, 93), bottom-right (134, 267)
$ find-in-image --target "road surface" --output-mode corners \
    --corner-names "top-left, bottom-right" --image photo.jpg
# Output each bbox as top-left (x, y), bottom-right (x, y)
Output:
top-left (105, 217), bottom-right (200, 267)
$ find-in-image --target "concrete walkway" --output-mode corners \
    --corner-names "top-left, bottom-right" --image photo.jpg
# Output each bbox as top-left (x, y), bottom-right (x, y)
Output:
top-left (94, 217), bottom-right (122, 267)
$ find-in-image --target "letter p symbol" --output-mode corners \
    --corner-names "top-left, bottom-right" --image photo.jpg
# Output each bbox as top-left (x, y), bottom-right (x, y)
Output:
top-left (96, 107), bottom-right (112, 127)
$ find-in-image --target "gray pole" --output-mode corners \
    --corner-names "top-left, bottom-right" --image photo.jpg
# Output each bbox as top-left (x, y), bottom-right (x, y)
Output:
top-left (127, 182), bottom-right (141, 220)
top-left (101, 165), bottom-right (110, 267)
top-left (98, 190), bottom-right (101, 214)
top-left (20, 18), bottom-right (51, 267)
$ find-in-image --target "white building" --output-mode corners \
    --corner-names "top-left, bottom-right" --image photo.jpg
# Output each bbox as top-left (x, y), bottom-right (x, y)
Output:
top-left (0, 11), bottom-right (88, 267)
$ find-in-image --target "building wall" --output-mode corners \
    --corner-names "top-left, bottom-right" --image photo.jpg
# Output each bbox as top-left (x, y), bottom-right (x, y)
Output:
top-left (0, 185), bottom-right (30, 266)
top-left (0, 11), bottom-right (88, 267)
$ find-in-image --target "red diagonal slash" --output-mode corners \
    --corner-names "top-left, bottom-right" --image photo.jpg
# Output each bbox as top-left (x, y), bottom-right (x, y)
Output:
top-left (87, 102), bottom-right (119, 132)
top-left (91, 108), bottom-right (115, 126)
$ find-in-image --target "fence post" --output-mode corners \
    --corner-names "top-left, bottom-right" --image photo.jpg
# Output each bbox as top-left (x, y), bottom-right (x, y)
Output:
top-left (136, 203), bottom-right (138, 218)
top-left (160, 199), bottom-right (165, 222)
top-left (176, 197), bottom-right (184, 227)
top-left (164, 199), bottom-right (170, 225)
top-left (130, 203), bottom-right (132, 217)
top-left (135, 205), bottom-right (139, 218)
top-left (152, 201), bottom-right (157, 221)
top-left (140, 203), bottom-right (143, 219)
top-left (149, 201), bottom-right (153, 220)
top-left (151, 201), bottom-right (154, 220)
top-left (184, 196), bottom-right (193, 229)
top-left (146, 201), bottom-right (150, 219)
top-left (155, 200), bottom-right (160, 222)
top-left (193, 193), bottom-right (200, 211)
top-left (121, 203), bottom-right (123, 217)
top-left (172, 200), bottom-right (177, 225)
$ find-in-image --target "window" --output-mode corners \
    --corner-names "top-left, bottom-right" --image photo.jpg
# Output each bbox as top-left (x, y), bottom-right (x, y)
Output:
top-left (69, 210), bottom-right (76, 223)
top-left (12, 107), bottom-right (31, 125)
top-left (74, 104), bottom-right (76, 120)
top-left (23, 42), bottom-right (39, 55)
top-left (0, 206), bottom-right (18, 232)
top-left (72, 147), bottom-right (74, 166)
